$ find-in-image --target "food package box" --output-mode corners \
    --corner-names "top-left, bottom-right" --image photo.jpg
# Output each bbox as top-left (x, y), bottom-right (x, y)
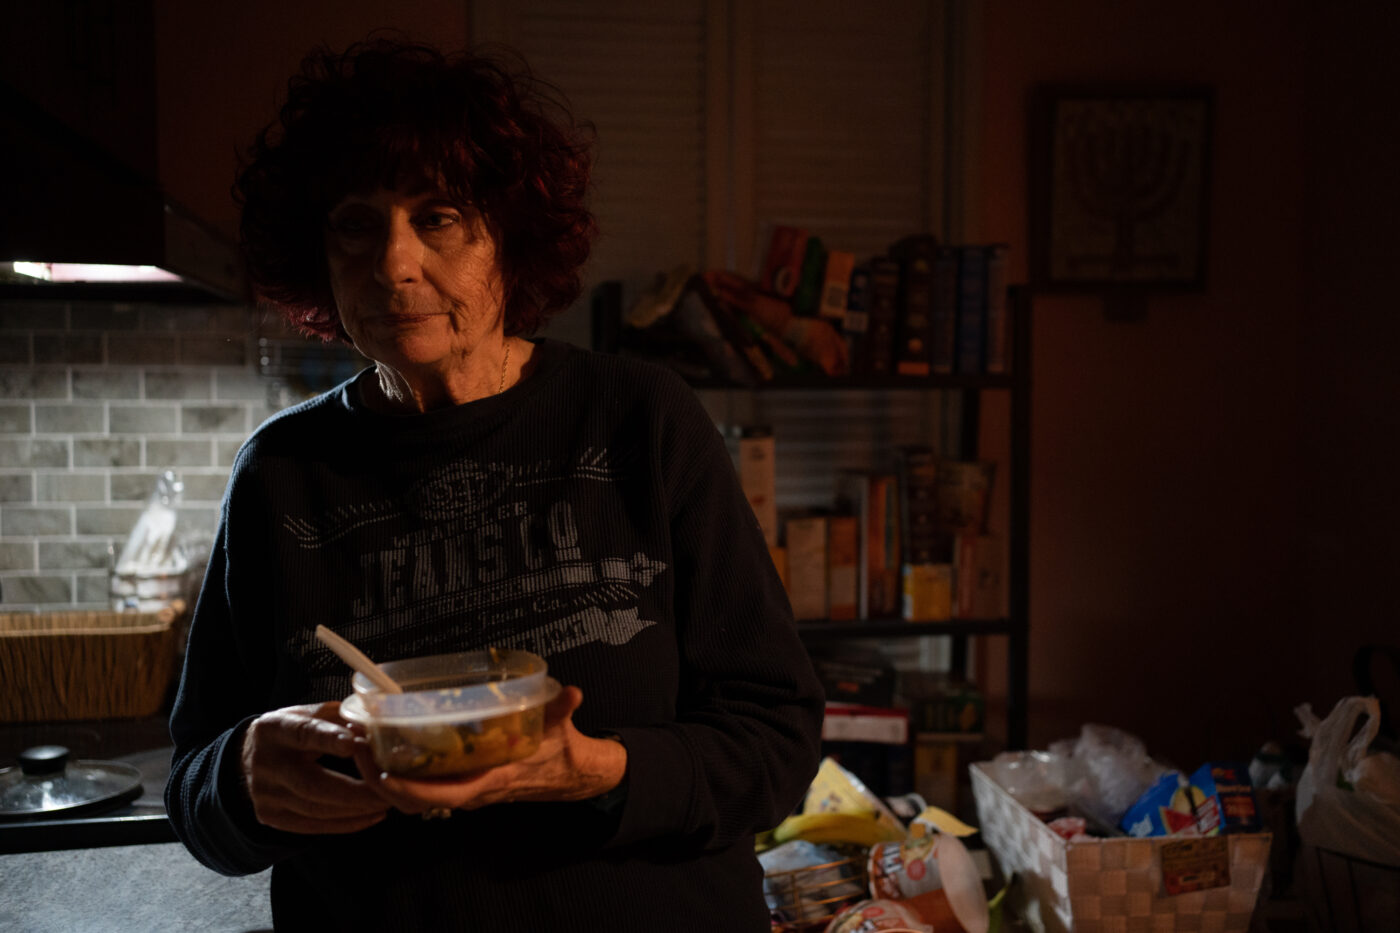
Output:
top-left (738, 427), bottom-right (778, 548)
top-left (1120, 762), bottom-right (1261, 838)
top-left (809, 653), bottom-right (895, 708)
top-left (970, 762), bottom-right (1271, 933)
top-left (785, 515), bottom-right (828, 620)
top-left (901, 562), bottom-right (952, 622)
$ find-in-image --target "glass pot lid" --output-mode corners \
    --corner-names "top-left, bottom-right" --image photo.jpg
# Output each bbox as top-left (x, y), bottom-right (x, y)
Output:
top-left (0, 745), bottom-right (143, 819)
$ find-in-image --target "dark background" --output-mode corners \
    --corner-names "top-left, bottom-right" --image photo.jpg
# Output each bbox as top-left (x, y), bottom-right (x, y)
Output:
top-left (10, 0), bottom-right (1400, 771)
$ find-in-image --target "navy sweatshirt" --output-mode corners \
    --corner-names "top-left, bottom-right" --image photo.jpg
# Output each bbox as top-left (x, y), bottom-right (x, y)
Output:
top-left (165, 338), bottom-right (824, 931)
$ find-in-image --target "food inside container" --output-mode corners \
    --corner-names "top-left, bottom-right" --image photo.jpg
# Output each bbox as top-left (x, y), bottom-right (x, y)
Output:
top-left (340, 649), bottom-right (560, 778)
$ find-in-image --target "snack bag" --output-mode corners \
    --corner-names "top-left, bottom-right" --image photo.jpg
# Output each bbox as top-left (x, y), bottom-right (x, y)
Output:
top-left (803, 757), bottom-right (905, 836)
top-left (1121, 763), bottom-right (1260, 837)
top-left (1189, 762), bottom-right (1260, 835)
top-left (867, 818), bottom-right (989, 933)
top-left (822, 899), bottom-right (932, 933)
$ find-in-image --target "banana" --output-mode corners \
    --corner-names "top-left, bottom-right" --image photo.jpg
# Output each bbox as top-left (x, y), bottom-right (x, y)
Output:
top-left (770, 812), bottom-right (905, 847)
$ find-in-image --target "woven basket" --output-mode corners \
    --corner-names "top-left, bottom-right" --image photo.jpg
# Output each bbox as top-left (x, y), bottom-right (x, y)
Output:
top-left (970, 762), bottom-right (1271, 933)
top-left (0, 603), bottom-right (185, 722)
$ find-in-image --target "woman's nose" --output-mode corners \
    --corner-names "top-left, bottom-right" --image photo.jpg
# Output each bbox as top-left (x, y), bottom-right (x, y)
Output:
top-left (374, 218), bottom-right (423, 287)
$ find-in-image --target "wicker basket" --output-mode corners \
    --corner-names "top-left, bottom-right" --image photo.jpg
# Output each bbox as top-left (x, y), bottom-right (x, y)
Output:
top-left (0, 603), bottom-right (185, 722)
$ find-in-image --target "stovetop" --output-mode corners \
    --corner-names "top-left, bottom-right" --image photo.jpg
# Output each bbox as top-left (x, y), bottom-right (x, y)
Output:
top-left (0, 715), bottom-right (177, 853)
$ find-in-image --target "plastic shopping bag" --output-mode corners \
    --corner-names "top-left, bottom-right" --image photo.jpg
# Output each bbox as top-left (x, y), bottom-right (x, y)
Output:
top-left (1295, 696), bottom-right (1400, 867)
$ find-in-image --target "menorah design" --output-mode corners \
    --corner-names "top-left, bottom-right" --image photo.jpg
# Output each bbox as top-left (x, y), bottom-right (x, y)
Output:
top-left (1053, 100), bottom-right (1202, 281)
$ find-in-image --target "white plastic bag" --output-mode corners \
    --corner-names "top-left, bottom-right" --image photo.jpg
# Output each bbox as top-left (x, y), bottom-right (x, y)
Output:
top-left (1295, 696), bottom-right (1400, 867)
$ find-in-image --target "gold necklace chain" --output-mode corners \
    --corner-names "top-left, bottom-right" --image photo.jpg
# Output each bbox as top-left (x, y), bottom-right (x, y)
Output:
top-left (499, 340), bottom-right (510, 394)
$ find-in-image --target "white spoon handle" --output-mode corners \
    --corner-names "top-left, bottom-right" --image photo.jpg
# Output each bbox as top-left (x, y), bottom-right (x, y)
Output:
top-left (315, 624), bottom-right (403, 694)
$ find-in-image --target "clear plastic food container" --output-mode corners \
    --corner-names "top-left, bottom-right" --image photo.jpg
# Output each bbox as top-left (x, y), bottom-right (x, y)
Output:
top-left (340, 649), bottom-right (560, 778)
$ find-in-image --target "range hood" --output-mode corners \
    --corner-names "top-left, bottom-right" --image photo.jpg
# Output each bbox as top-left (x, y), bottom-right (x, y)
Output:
top-left (0, 83), bottom-right (245, 303)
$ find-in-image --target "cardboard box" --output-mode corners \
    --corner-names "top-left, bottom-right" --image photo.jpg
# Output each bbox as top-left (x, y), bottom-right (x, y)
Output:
top-left (821, 703), bottom-right (908, 745)
top-left (785, 516), bottom-right (828, 620)
top-left (901, 562), bottom-right (952, 622)
top-left (738, 427), bottom-right (778, 547)
top-left (826, 514), bottom-right (859, 621)
top-left (970, 763), bottom-right (1271, 933)
top-left (954, 533), bottom-right (1004, 619)
top-left (1121, 762), bottom-right (1262, 838)
top-left (907, 681), bottom-right (985, 736)
top-left (810, 653), bottom-right (895, 708)
top-left (914, 738), bottom-right (961, 813)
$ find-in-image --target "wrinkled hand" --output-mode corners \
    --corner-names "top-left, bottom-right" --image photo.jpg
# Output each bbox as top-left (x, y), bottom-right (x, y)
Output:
top-left (240, 701), bottom-right (390, 834)
top-left (352, 686), bottom-right (626, 816)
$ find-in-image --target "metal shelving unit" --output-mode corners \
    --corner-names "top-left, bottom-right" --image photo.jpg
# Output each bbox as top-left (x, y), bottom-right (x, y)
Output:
top-left (594, 283), bottom-right (1033, 750)
top-left (764, 287), bottom-right (1033, 751)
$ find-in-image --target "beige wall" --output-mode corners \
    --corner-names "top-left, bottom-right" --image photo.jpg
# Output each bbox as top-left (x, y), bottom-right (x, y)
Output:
top-left (977, 0), bottom-right (1400, 766)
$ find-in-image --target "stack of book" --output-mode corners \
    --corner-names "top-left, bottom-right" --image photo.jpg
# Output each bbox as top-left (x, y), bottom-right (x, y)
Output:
top-left (609, 229), bottom-right (1012, 385)
top-left (762, 226), bottom-right (1013, 380)
top-left (769, 449), bottom-right (1002, 626)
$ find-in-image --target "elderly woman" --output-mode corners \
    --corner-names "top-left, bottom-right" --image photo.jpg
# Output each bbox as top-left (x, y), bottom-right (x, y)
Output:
top-left (164, 38), bottom-right (824, 932)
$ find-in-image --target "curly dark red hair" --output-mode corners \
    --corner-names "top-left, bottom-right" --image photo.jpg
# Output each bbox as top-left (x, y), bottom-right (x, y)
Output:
top-left (235, 38), bottom-right (597, 340)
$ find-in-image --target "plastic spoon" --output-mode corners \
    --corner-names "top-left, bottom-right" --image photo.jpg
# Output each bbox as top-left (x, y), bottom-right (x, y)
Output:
top-left (314, 624), bottom-right (403, 694)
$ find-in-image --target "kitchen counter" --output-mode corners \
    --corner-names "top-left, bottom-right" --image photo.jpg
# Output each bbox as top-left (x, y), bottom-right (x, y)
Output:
top-left (0, 842), bottom-right (272, 933)
top-left (0, 716), bottom-right (176, 853)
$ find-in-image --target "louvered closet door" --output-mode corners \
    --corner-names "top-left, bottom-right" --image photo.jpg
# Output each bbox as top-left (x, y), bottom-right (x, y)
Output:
top-left (475, 0), bottom-right (712, 347)
top-left (474, 0), bottom-right (946, 344)
top-left (734, 0), bottom-right (938, 272)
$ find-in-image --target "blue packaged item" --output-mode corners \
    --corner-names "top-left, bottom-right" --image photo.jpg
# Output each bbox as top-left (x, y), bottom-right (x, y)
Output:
top-left (1188, 761), bottom-right (1260, 834)
top-left (1120, 762), bottom-right (1261, 837)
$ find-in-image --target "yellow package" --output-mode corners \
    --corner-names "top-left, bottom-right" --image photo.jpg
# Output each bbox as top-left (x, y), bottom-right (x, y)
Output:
top-left (802, 757), bottom-right (905, 836)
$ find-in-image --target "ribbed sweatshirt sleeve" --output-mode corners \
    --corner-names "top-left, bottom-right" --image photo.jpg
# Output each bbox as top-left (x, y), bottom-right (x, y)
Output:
top-left (607, 376), bottom-right (824, 851)
top-left (165, 475), bottom-right (306, 875)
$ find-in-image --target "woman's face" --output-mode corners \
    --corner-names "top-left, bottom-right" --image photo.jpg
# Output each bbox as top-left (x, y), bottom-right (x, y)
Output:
top-left (323, 186), bottom-right (505, 374)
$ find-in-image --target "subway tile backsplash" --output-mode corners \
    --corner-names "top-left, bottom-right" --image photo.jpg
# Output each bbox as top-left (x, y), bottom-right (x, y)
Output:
top-left (0, 299), bottom-right (308, 612)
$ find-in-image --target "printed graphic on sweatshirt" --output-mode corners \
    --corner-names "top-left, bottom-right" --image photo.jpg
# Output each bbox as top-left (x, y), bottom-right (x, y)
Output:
top-left (283, 448), bottom-right (666, 670)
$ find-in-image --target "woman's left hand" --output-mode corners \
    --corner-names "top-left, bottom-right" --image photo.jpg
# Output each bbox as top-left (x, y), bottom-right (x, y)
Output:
top-left (350, 685), bottom-right (627, 815)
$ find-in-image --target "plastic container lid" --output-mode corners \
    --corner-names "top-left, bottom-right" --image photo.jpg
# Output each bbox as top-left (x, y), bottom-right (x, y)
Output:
top-left (343, 648), bottom-right (557, 726)
top-left (0, 745), bottom-right (143, 820)
top-left (342, 677), bottom-right (560, 727)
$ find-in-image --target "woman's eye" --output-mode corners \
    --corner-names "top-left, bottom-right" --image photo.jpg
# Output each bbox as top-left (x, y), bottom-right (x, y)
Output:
top-left (418, 211), bottom-right (459, 230)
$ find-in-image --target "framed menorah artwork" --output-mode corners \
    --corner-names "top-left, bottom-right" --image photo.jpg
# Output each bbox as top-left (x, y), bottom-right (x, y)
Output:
top-left (1029, 85), bottom-right (1214, 294)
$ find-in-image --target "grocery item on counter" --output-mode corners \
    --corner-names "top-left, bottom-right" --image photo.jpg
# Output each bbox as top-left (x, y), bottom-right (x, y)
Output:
top-left (1046, 816), bottom-right (1088, 840)
top-left (760, 840), bottom-right (865, 926)
top-left (772, 812), bottom-right (905, 848)
top-left (980, 749), bottom-right (1077, 817)
top-left (1120, 762), bottom-right (1260, 837)
top-left (867, 816), bottom-right (988, 933)
top-left (823, 898), bottom-right (933, 933)
top-left (1049, 723), bottom-right (1172, 830)
top-left (910, 804), bottom-right (978, 838)
top-left (1189, 762), bottom-right (1261, 834)
top-left (803, 756), bottom-right (906, 836)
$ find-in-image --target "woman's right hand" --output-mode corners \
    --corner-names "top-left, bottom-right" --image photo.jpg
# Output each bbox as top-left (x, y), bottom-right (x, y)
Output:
top-left (240, 701), bottom-right (390, 834)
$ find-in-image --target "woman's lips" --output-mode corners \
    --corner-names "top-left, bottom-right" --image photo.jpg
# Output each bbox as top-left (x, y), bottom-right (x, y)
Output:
top-left (369, 309), bottom-right (439, 325)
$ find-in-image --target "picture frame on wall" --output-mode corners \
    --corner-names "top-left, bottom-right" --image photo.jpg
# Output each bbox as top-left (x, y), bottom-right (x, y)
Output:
top-left (1029, 85), bottom-right (1214, 301)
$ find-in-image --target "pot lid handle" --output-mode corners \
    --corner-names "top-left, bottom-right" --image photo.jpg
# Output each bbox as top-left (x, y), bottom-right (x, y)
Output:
top-left (19, 745), bottom-right (69, 776)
